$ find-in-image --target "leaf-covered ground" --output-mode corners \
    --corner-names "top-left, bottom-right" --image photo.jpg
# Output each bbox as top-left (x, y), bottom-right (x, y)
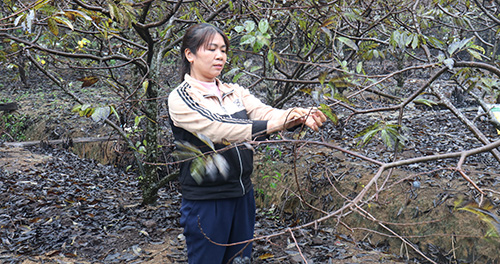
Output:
top-left (2, 68), bottom-right (500, 263)
top-left (0, 145), bottom-right (408, 264)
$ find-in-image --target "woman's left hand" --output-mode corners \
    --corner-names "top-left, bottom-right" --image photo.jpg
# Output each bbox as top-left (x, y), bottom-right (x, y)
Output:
top-left (292, 107), bottom-right (327, 132)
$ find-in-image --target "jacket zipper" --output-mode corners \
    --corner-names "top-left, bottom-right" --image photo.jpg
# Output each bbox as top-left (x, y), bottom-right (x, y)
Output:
top-left (208, 91), bottom-right (246, 195)
top-left (235, 147), bottom-right (245, 195)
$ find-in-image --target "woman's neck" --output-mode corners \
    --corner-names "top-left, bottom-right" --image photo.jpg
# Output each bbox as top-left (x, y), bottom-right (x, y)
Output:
top-left (193, 78), bottom-right (221, 97)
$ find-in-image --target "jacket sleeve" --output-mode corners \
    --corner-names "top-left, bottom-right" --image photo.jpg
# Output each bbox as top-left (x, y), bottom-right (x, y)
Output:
top-left (168, 85), bottom-right (267, 143)
top-left (235, 84), bottom-right (294, 121)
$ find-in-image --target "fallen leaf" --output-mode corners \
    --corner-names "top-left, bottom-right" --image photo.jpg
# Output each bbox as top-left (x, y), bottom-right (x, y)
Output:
top-left (258, 253), bottom-right (274, 260)
top-left (78, 76), bottom-right (99, 88)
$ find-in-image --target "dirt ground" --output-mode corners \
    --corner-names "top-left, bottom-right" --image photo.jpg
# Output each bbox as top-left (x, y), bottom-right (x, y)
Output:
top-left (2, 68), bottom-right (500, 263)
top-left (0, 144), bottom-right (408, 264)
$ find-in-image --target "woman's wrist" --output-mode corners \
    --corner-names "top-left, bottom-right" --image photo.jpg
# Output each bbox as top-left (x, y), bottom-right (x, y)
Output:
top-left (266, 119), bottom-right (280, 134)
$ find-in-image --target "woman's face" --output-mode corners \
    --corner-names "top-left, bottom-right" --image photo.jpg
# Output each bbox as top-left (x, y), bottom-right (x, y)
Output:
top-left (185, 33), bottom-right (227, 82)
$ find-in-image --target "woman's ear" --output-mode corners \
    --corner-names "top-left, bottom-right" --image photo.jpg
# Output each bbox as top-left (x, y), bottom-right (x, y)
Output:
top-left (185, 48), bottom-right (195, 63)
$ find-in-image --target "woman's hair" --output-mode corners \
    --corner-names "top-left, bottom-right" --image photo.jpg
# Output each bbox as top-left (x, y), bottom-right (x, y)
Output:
top-left (179, 23), bottom-right (230, 81)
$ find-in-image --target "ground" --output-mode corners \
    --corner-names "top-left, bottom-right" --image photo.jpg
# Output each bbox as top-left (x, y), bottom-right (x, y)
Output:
top-left (2, 69), bottom-right (500, 263)
top-left (0, 145), bottom-right (407, 264)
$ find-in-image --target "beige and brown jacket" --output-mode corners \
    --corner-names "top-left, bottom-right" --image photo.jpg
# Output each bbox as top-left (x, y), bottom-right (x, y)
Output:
top-left (168, 74), bottom-right (289, 200)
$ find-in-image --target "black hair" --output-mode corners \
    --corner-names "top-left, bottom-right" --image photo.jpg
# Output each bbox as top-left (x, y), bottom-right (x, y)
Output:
top-left (179, 23), bottom-right (230, 81)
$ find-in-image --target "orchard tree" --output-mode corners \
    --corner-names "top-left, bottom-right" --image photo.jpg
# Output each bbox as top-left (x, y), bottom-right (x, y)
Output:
top-left (0, 0), bottom-right (235, 204)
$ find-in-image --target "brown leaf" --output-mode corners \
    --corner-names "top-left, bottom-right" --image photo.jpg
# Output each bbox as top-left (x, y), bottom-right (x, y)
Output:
top-left (45, 250), bottom-right (61, 257)
top-left (47, 17), bottom-right (58, 36)
top-left (258, 253), bottom-right (274, 260)
top-left (78, 76), bottom-right (99, 88)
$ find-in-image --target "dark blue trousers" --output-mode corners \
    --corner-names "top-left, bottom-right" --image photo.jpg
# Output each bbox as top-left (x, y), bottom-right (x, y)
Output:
top-left (180, 189), bottom-right (255, 264)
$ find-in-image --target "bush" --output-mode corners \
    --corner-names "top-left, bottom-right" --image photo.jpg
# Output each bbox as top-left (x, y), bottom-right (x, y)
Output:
top-left (1, 112), bottom-right (29, 142)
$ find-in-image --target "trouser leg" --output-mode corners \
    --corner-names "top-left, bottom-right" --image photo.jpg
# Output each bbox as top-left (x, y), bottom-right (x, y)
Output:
top-left (180, 190), bottom-right (256, 264)
top-left (222, 189), bottom-right (255, 263)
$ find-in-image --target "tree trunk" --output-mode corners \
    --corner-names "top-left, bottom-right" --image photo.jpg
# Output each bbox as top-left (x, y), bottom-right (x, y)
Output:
top-left (140, 45), bottom-right (161, 204)
top-left (141, 78), bottom-right (159, 204)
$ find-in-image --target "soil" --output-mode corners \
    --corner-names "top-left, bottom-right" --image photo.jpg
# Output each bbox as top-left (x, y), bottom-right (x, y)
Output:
top-left (0, 144), bottom-right (408, 264)
top-left (2, 67), bottom-right (500, 263)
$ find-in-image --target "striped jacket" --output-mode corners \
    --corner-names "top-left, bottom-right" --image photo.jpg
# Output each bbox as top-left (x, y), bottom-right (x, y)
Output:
top-left (168, 74), bottom-right (289, 200)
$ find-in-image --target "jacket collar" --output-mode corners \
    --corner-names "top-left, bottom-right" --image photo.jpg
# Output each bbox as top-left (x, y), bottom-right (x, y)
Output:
top-left (183, 74), bottom-right (233, 97)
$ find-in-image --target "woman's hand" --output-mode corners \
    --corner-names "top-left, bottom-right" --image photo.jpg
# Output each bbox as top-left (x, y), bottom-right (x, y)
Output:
top-left (266, 110), bottom-right (302, 133)
top-left (266, 107), bottom-right (327, 133)
top-left (292, 107), bottom-right (327, 132)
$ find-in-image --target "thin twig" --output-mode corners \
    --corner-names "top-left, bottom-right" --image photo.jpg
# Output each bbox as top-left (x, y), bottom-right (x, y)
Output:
top-left (288, 228), bottom-right (307, 264)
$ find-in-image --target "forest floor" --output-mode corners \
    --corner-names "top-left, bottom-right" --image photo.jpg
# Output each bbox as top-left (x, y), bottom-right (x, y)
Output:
top-left (0, 145), bottom-right (407, 264)
top-left (2, 72), bottom-right (500, 263)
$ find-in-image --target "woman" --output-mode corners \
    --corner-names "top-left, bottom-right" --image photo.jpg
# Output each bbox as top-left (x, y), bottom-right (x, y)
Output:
top-left (168, 23), bottom-right (326, 264)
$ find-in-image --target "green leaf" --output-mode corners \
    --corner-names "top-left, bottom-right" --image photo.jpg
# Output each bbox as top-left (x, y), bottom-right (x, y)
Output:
top-left (138, 145), bottom-right (146, 154)
top-left (468, 43), bottom-right (485, 54)
top-left (108, 2), bottom-right (119, 20)
top-left (83, 107), bottom-right (94, 118)
top-left (319, 104), bottom-right (338, 125)
top-left (443, 58), bottom-right (454, 69)
top-left (318, 71), bottom-right (328, 85)
top-left (213, 154), bottom-right (229, 179)
top-left (361, 129), bottom-right (379, 145)
top-left (321, 27), bottom-right (332, 40)
top-left (91, 106), bottom-right (111, 122)
top-left (190, 157), bottom-right (205, 185)
top-left (267, 50), bottom-right (275, 65)
top-left (14, 14), bottom-right (25, 27)
top-left (142, 80), bottom-right (149, 93)
top-left (253, 40), bottom-right (264, 52)
top-left (53, 14), bottom-right (74, 30)
top-left (411, 34), bottom-right (419, 49)
top-left (172, 150), bottom-right (198, 161)
top-left (71, 104), bottom-right (82, 113)
top-left (244, 20), bottom-right (255, 32)
top-left (403, 32), bottom-right (412, 48)
top-left (467, 49), bottom-right (482, 60)
top-left (258, 19), bottom-right (269, 33)
top-left (380, 129), bottom-right (392, 148)
top-left (448, 37), bottom-right (474, 56)
top-left (390, 30), bottom-right (400, 47)
top-left (134, 115), bottom-right (144, 127)
top-left (234, 25), bottom-right (244, 33)
top-left (232, 72), bottom-right (244, 83)
top-left (195, 133), bottom-right (215, 151)
top-left (456, 200), bottom-right (500, 237)
top-left (110, 105), bottom-right (120, 121)
top-left (398, 31), bottom-right (409, 49)
top-left (414, 98), bottom-right (437, 107)
top-left (257, 32), bottom-right (270, 45)
top-left (240, 35), bottom-right (255, 45)
top-left (64, 9), bottom-right (92, 21)
top-left (355, 122), bottom-right (381, 146)
top-left (205, 156), bottom-right (217, 181)
top-left (175, 140), bottom-right (204, 155)
top-left (225, 67), bottom-right (240, 77)
top-left (34, 0), bottom-right (51, 10)
top-left (356, 61), bottom-right (363, 74)
top-left (26, 10), bottom-right (35, 33)
top-left (427, 36), bottom-right (444, 49)
top-left (250, 66), bottom-right (261, 72)
top-left (337, 36), bottom-right (358, 51)
top-left (80, 104), bottom-right (91, 111)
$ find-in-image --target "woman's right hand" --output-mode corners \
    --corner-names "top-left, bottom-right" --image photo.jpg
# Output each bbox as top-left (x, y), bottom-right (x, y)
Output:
top-left (267, 107), bottom-right (326, 134)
